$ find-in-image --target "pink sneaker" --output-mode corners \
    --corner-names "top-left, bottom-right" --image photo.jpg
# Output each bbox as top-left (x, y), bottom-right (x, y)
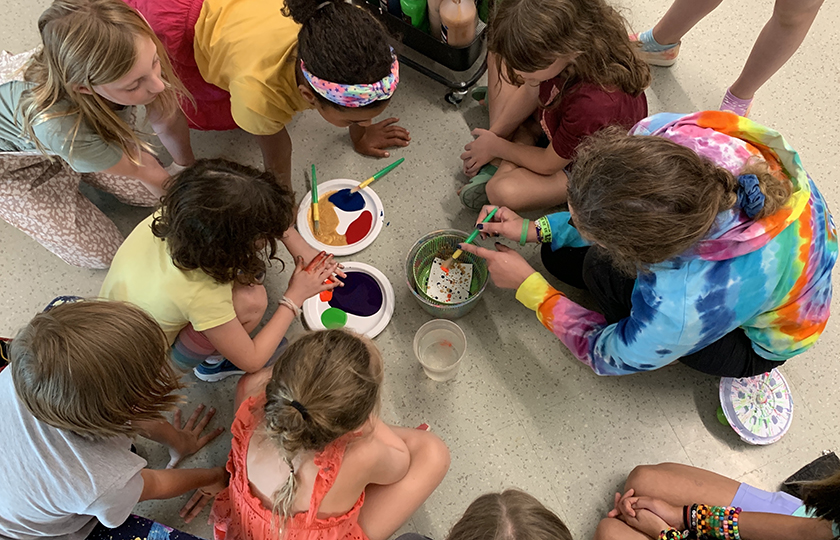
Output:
top-left (629, 32), bottom-right (680, 67)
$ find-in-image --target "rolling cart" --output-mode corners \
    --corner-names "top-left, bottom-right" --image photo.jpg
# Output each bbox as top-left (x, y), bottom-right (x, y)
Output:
top-left (359, 1), bottom-right (488, 105)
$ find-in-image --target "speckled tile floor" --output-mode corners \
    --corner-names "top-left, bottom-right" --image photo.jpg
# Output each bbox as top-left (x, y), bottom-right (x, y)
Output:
top-left (2, 1), bottom-right (839, 539)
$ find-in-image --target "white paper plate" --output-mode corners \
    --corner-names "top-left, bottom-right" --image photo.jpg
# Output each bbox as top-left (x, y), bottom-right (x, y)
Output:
top-left (297, 179), bottom-right (385, 256)
top-left (302, 262), bottom-right (395, 338)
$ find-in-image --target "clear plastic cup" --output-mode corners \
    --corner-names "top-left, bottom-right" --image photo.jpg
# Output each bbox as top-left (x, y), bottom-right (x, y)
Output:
top-left (413, 319), bottom-right (466, 381)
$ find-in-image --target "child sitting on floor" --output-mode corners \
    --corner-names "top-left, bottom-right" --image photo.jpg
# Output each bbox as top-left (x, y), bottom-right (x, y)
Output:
top-left (100, 158), bottom-right (341, 382)
top-left (459, 0), bottom-right (649, 212)
top-left (0, 299), bottom-right (226, 539)
top-left (182, 329), bottom-right (450, 540)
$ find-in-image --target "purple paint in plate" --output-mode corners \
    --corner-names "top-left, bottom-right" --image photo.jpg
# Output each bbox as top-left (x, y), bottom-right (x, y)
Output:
top-left (328, 272), bottom-right (383, 317)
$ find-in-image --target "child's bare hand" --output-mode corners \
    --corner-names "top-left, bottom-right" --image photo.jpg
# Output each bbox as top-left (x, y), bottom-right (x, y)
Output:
top-left (632, 497), bottom-right (684, 529)
top-left (352, 118), bottom-right (411, 158)
top-left (461, 128), bottom-right (500, 177)
top-left (286, 254), bottom-right (342, 306)
top-left (475, 205), bottom-right (526, 241)
top-left (166, 405), bottom-right (225, 469)
top-left (179, 467), bottom-right (229, 523)
top-left (457, 242), bottom-right (537, 290)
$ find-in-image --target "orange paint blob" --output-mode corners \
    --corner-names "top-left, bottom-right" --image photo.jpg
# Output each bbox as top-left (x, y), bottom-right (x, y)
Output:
top-left (319, 279), bottom-right (334, 301)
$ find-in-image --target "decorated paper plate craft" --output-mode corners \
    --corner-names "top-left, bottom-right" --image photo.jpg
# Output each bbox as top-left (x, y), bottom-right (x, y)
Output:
top-left (297, 179), bottom-right (385, 256)
top-left (302, 262), bottom-right (395, 338)
top-left (718, 368), bottom-right (794, 445)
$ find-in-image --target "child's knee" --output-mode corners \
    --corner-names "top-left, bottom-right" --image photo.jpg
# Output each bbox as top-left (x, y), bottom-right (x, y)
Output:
top-left (625, 463), bottom-right (670, 493)
top-left (593, 518), bottom-right (624, 540)
top-left (233, 283), bottom-right (268, 322)
top-left (486, 174), bottom-right (518, 207)
top-left (417, 432), bottom-right (451, 476)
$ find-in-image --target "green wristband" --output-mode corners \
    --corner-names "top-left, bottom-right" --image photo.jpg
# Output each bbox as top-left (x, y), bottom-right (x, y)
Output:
top-left (520, 219), bottom-right (530, 246)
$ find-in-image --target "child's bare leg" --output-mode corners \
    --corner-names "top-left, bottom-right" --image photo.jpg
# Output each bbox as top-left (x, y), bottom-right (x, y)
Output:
top-left (487, 52), bottom-right (521, 127)
top-left (594, 517), bottom-right (652, 540)
top-left (624, 462), bottom-right (740, 506)
top-left (231, 281), bottom-right (268, 334)
top-left (486, 166), bottom-right (569, 212)
top-left (728, 0), bottom-right (824, 100)
top-left (652, 0), bottom-right (724, 45)
top-left (357, 427), bottom-right (450, 540)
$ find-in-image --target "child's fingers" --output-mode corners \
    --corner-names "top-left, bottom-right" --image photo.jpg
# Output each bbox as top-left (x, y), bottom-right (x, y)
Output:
top-left (179, 491), bottom-right (204, 519)
top-left (319, 279), bottom-right (342, 292)
top-left (197, 427), bottom-right (225, 448)
top-left (172, 408), bottom-right (182, 429)
top-left (182, 404), bottom-right (205, 431)
top-left (191, 406), bottom-right (215, 433)
top-left (377, 117), bottom-right (400, 127)
top-left (386, 125), bottom-right (411, 139)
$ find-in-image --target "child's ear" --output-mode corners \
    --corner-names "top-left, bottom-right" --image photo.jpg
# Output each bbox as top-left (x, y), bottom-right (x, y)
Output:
top-left (298, 85), bottom-right (318, 106)
top-left (73, 85), bottom-right (94, 95)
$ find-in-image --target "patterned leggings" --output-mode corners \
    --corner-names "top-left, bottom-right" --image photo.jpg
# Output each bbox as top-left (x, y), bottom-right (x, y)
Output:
top-left (87, 514), bottom-right (204, 540)
top-left (0, 152), bottom-right (158, 268)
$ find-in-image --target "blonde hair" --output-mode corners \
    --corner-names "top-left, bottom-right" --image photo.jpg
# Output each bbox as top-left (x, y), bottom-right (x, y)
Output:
top-left (9, 299), bottom-right (183, 439)
top-left (446, 490), bottom-right (573, 540)
top-left (569, 127), bottom-right (792, 275)
top-left (18, 0), bottom-right (190, 162)
top-left (488, 0), bottom-right (650, 98)
top-left (263, 329), bottom-right (383, 530)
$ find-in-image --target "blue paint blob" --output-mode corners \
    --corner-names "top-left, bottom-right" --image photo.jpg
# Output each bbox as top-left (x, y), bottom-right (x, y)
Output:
top-left (328, 272), bottom-right (383, 317)
top-left (328, 188), bottom-right (365, 211)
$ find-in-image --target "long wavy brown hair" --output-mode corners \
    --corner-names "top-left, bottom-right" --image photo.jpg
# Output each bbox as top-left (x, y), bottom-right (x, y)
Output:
top-left (488, 0), bottom-right (650, 99)
top-left (19, 0), bottom-right (189, 162)
top-left (10, 300), bottom-right (183, 439)
top-left (263, 330), bottom-right (383, 532)
top-left (151, 159), bottom-right (296, 285)
top-left (569, 128), bottom-right (792, 276)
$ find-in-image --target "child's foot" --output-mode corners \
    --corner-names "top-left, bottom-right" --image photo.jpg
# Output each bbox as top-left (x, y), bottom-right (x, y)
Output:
top-left (459, 164), bottom-right (497, 211)
top-left (194, 359), bottom-right (244, 382)
top-left (720, 88), bottom-right (753, 117)
top-left (470, 86), bottom-right (488, 107)
top-left (193, 338), bottom-right (288, 382)
top-left (629, 29), bottom-right (680, 67)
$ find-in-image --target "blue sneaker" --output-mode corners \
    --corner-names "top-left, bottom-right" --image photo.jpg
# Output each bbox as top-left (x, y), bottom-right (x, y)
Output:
top-left (193, 359), bottom-right (244, 382)
top-left (193, 338), bottom-right (289, 382)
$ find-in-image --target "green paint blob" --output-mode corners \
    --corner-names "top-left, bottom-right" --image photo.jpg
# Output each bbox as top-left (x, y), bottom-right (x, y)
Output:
top-left (321, 307), bottom-right (348, 329)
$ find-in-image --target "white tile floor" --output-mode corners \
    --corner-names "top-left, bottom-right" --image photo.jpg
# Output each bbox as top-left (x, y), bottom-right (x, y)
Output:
top-left (2, 1), bottom-right (839, 539)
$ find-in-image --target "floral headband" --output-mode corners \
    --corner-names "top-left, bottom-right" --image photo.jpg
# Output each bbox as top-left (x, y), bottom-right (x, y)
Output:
top-left (300, 48), bottom-right (399, 108)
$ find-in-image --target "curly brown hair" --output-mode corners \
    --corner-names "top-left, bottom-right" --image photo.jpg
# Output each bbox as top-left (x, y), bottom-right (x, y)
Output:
top-left (488, 0), bottom-right (650, 98)
top-left (152, 159), bottom-right (296, 285)
top-left (568, 128), bottom-right (792, 276)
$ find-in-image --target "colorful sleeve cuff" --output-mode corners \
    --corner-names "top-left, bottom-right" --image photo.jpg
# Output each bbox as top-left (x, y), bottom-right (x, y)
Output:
top-left (515, 272), bottom-right (553, 311)
top-left (545, 211), bottom-right (589, 251)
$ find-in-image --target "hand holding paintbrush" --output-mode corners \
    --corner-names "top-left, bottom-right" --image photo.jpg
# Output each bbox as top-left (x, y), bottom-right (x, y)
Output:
top-left (441, 206), bottom-right (499, 270)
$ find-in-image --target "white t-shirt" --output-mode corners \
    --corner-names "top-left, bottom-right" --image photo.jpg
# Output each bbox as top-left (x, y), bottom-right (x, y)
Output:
top-left (0, 369), bottom-right (146, 539)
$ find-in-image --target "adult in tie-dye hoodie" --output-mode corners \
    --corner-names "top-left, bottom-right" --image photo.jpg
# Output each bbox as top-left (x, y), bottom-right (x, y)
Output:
top-left (459, 111), bottom-right (837, 377)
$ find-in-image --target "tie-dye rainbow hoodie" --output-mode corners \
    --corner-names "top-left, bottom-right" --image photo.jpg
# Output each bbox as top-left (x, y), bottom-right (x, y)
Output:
top-left (515, 111), bottom-right (837, 376)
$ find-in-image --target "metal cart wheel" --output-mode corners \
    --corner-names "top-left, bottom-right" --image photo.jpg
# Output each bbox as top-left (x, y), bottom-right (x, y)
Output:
top-left (445, 89), bottom-right (468, 106)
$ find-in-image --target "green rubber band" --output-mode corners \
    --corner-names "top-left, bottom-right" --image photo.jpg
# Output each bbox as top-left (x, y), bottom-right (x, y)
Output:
top-left (520, 219), bottom-right (530, 246)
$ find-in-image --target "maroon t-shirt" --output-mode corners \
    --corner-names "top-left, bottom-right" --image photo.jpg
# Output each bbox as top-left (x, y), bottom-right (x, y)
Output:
top-left (539, 77), bottom-right (648, 160)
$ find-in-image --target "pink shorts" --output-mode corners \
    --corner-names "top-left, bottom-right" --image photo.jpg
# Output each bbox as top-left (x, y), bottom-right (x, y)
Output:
top-left (124, 0), bottom-right (238, 131)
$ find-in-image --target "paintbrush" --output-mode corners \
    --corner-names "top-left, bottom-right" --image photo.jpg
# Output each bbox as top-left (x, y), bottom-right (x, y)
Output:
top-left (350, 158), bottom-right (405, 194)
top-left (309, 164), bottom-right (320, 234)
top-left (442, 207), bottom-right (499, 270)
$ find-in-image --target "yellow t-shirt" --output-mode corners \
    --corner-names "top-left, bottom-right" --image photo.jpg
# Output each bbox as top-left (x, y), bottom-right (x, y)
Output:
top-left (99, 214), bottom-right (237, 345)
top-left (193, 0), bottom-right (314, 135)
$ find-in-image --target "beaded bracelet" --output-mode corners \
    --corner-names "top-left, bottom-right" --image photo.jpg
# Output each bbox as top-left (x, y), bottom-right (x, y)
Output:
top-left (536, 215), bottom-right (552, 243)
top-left (693, 504), bottom-right (741, 540)
top-left (520, 219), bottom-right (530, 246)
top-left (279, 296), bottom-right (300, 317)
top-left (658, 529), bottom-right (684, 540)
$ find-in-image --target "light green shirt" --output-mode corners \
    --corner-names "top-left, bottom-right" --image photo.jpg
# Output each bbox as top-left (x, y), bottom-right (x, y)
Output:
top-left (792, 505), bottom-right (840, 537)
top-left (0, 80), bottom-right (129, 173)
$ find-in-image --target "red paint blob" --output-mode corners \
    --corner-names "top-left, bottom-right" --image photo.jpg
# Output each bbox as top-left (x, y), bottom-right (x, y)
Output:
top-left (320, 279), bottom-right (334, 302)
top-left (345, 210), bottom-right (373, 244)
top-left (441, 266), bottom-right (450, 275)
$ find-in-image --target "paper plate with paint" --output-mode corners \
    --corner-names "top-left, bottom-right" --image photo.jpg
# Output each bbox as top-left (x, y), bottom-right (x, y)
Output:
top-left (719, 368), bottom-right (794, 445)
top-left (297, 179), bottom-right (385, 256)
top-left (303, 262), bottom-right (395, 338)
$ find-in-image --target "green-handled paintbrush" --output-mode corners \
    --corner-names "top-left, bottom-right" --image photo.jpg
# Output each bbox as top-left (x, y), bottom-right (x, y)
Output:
top-left (442, 207), bottom-right (499, 270)
top-left (350, 158), bottom-right (405, 193)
